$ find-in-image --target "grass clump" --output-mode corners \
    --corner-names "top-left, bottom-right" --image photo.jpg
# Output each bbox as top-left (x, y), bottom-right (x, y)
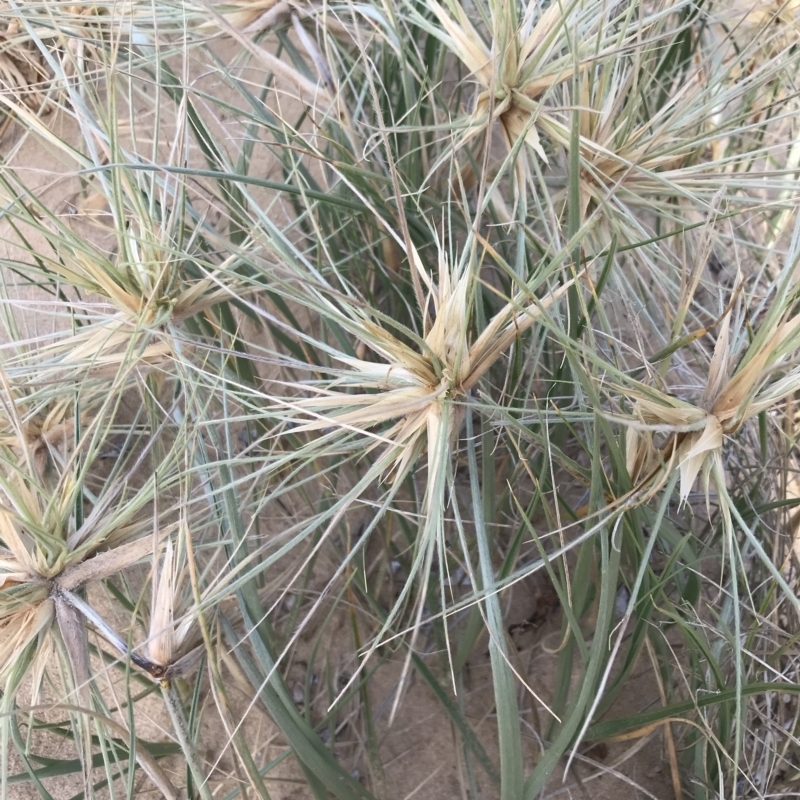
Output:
top-left (2, 1), bottom-right (800, 799)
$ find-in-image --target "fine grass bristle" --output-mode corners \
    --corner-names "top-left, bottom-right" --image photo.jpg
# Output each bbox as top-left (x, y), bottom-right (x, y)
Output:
top-left (2, 2), bottom-right (800, 799)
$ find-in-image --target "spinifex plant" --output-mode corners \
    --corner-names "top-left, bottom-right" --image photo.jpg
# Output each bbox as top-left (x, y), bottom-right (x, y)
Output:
top-left (0, 356), bottom-right (186, 789)
top-left (622, 290), bottom-right (800, 507)
top-left (2, 0), bottom-right (800, 799)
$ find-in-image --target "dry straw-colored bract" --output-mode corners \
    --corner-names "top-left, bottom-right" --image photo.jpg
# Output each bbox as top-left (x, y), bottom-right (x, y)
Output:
top-left (0, 468), bottom-right (171, 690)
top-left (283, 240), bottom-right (580, 484)
top-left (623, 301), bottom-right (800, 505)
top-left (540, 58), bottom-right (708, 219)
top-left (417, 0), bottom-right (587, 186)
top-left (198, 0), bottom-right (298, 32)
top-left (0, 352), bottom-right (191, 703)
top-left (0, 1), bottom-right (138, 131)
top-left (0, 11), bottom-right (51, 135)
